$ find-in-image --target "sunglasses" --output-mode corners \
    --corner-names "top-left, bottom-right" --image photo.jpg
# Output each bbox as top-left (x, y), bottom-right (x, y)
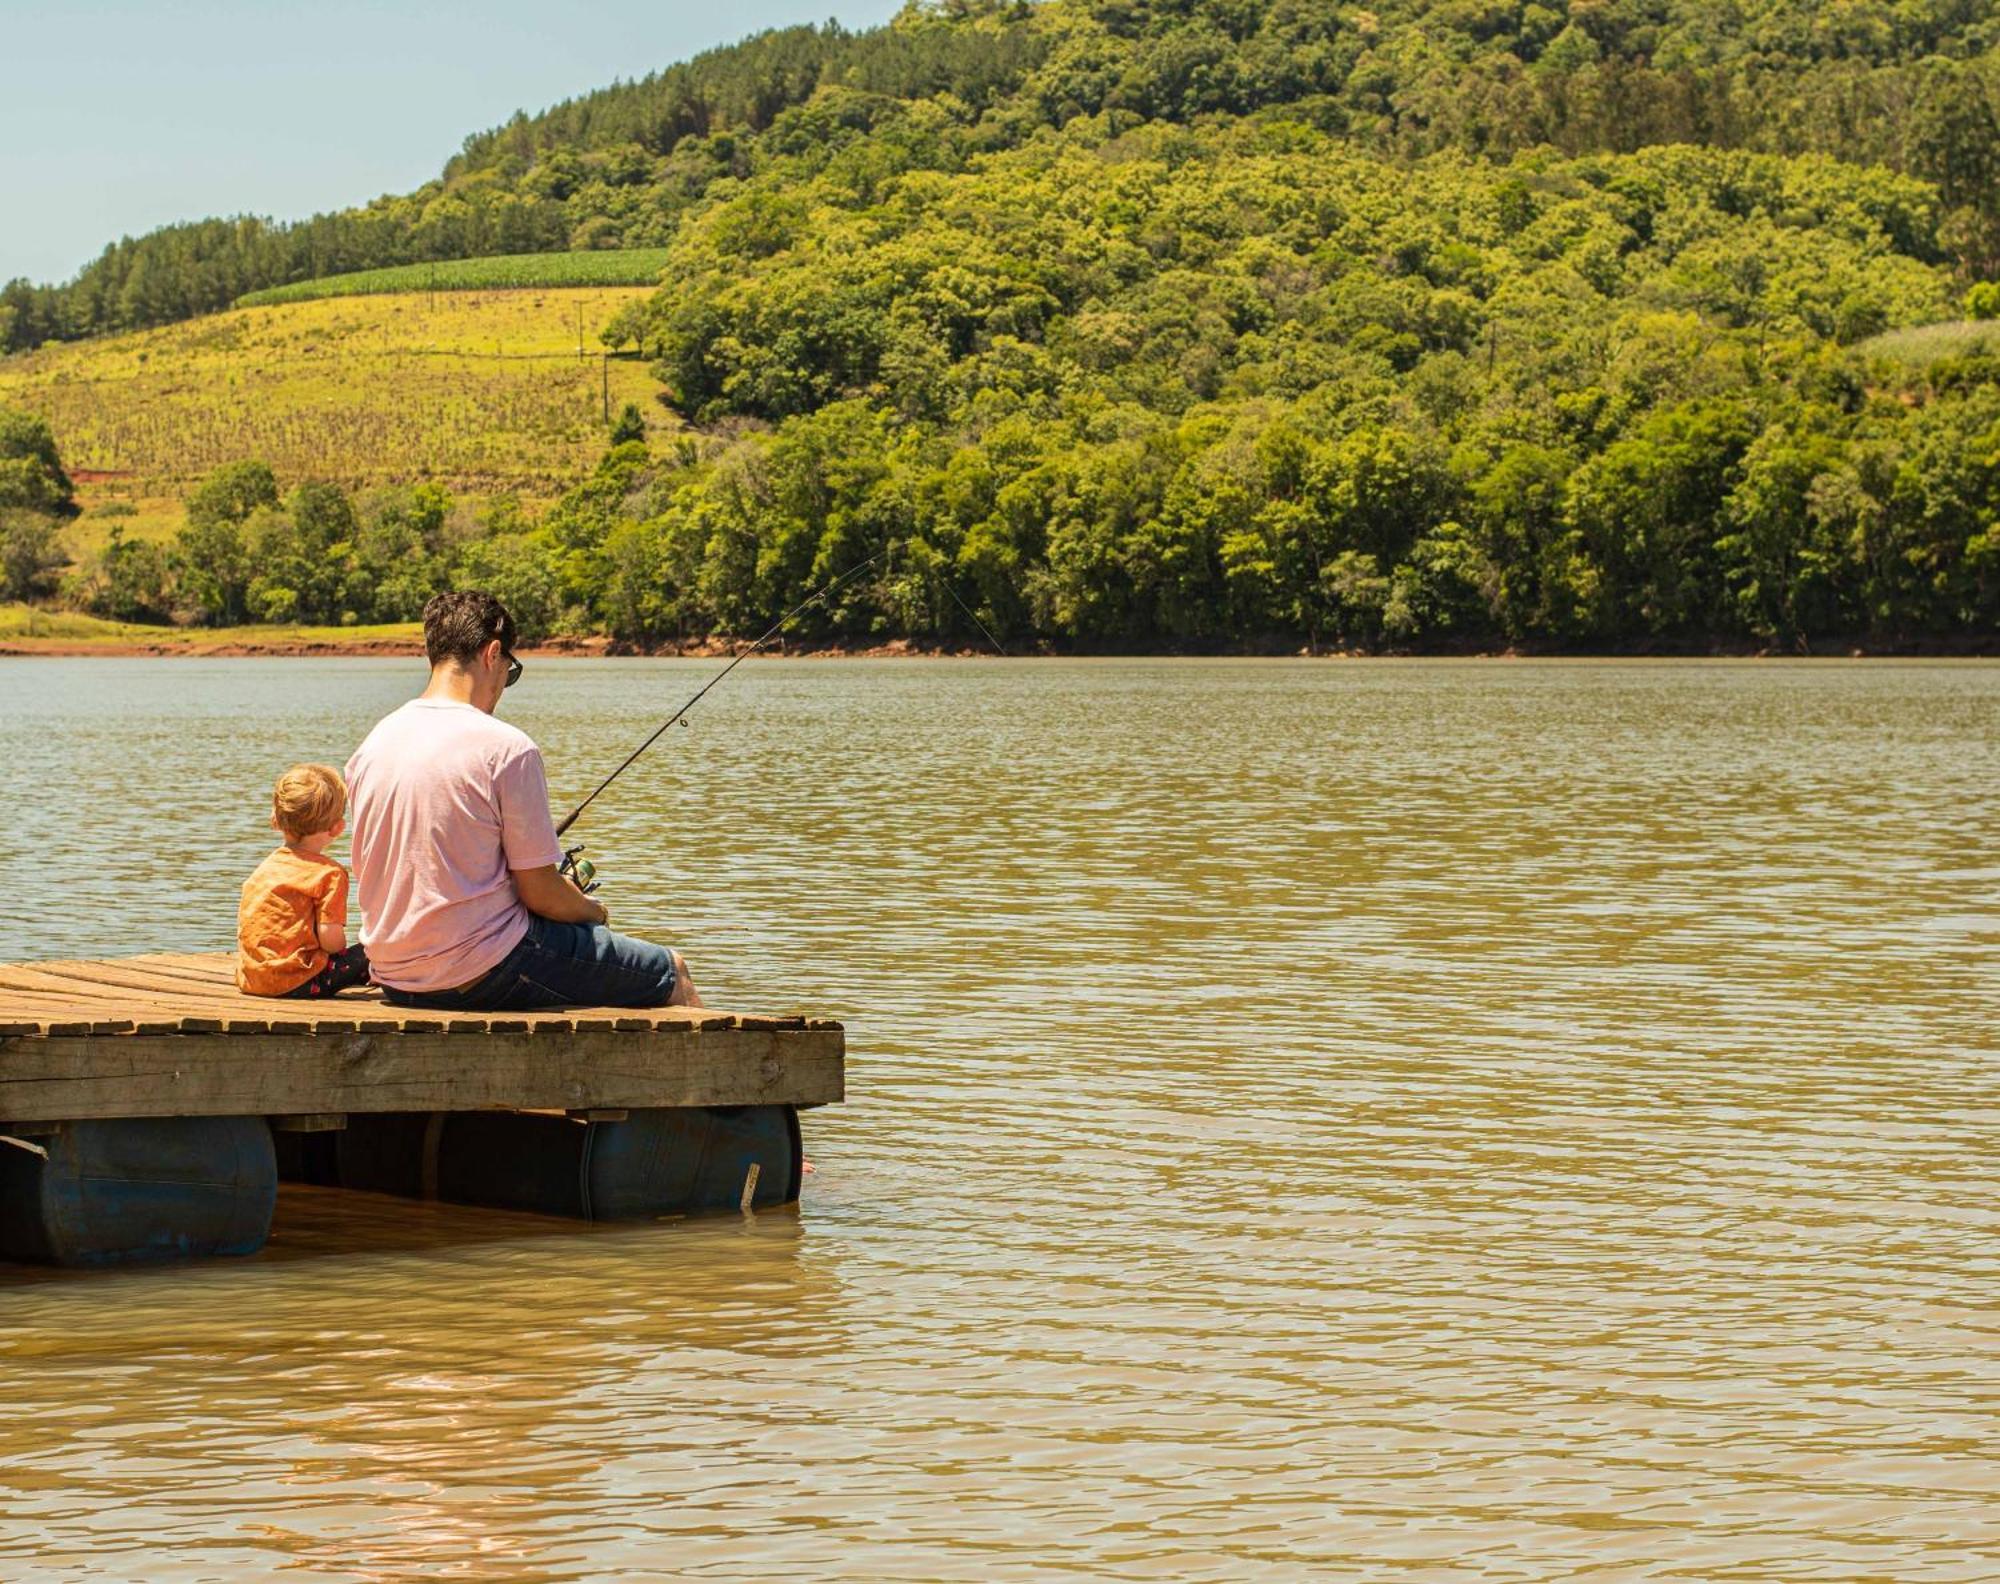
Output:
top-left (503, 651), bottom-right (523, 689)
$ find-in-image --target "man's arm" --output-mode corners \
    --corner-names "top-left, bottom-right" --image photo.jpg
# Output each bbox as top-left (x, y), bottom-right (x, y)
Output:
top-left (495, 744), bottom-right (602, 924)
top-left (513, 864), bottom-right (608, 927)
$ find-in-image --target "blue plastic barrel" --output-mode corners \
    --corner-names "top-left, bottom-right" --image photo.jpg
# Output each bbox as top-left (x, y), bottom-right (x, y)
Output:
top-left (331, 1106), bottom-right (800, 1219)
top-left (582, 1105), bottom-right (800, 1217)
top-left (0, 1117), bottom-right (277, 1267)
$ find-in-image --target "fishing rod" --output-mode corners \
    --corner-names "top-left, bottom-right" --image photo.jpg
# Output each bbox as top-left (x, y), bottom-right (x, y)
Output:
top-left (551, 552), bottom-right (883, 889)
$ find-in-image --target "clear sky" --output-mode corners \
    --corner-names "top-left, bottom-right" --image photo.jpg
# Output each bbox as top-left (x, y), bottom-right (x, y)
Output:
top-left (0, 0), bottom-right (909, 286)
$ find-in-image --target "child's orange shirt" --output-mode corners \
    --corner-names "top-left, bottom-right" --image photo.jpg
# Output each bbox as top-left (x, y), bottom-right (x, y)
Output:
top-left (237, 847), bottom-right (348, 995)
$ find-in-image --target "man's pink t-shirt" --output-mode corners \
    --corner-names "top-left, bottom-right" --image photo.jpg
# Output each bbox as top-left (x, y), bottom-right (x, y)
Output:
top-left (345, 699), bottom-right (563, 992)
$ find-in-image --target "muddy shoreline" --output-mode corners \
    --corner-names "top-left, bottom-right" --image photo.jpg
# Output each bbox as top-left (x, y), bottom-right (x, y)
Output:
top-left (0, 634), bottom-right (1992, 661)
top-left (0, 635), bottom-right (1000, 660)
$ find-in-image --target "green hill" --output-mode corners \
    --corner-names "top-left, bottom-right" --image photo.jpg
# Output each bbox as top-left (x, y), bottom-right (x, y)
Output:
top-left (0, 286), bottom-right (666, 525)
top-left (10, 2), bottom-right (2000, 352)
top-left (4, 0), bottom-right (1998, 650)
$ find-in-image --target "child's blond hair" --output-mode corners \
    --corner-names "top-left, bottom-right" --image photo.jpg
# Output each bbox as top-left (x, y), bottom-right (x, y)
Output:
top-left (272, 764), bottom-right (346, 843)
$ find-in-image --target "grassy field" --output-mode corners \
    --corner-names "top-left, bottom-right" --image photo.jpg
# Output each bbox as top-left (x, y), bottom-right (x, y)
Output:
top-left (1855, 319), bottom-right (2000, 366)
top-left (0, 602), bottom-right (422, 651)
top-left (236, 250), bottom-right (671, 307)
top-left (0, 287), bottom-right (668, 545)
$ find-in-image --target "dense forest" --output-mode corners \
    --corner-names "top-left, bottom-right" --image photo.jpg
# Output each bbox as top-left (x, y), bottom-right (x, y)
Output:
top-left (9, 0), bottom-right (2000, 351)
top-left (6, 0), bottom-right (2000, 648)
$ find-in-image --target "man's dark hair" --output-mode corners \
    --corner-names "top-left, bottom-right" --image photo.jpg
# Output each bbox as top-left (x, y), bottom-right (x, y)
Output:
top-left (423, 591), bottom-right (516, 667)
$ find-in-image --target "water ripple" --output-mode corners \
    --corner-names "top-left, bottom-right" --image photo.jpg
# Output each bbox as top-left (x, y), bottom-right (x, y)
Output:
top-left (0, 657), bottom-right (1994, 1579)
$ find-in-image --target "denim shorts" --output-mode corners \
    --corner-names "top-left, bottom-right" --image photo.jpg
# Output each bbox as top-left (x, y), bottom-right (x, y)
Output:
top-left (380, 915), bottom-right (679, 1012)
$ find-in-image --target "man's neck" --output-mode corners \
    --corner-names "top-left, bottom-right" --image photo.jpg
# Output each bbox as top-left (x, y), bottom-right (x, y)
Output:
top-left (421, 664), bottom-right (479, 707)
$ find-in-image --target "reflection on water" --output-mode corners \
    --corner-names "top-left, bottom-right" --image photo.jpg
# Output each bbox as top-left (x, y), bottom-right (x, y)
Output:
top-left (0, 657), bottom-right (1994, 1579)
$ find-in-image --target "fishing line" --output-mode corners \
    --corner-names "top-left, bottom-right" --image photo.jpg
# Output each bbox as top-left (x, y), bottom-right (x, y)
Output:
top-left (884, 537), bottom-right (1007, 657)
top-left (944, 579), bottom-right (1007, 657)
top-left (554, 552), bottom-right (882, 839)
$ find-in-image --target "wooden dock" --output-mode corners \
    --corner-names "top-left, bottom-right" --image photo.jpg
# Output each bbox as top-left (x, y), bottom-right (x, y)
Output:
top-left (0, 953), bottom-right (844, 1123)
top-left (0, 954), bottom-right (846, 1266)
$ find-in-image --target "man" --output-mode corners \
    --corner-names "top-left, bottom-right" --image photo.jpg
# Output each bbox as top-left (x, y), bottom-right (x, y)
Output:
top-left (346, 590), bottom-right (702, 1012)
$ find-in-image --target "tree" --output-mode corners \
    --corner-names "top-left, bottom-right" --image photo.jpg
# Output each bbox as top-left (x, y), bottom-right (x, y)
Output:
top-left (0, 511), bottom-right (67, 601)
top-left (83, 525), bottom-right (171, 622)
top-left (1716, 420), bottom-right (1853, 643)
top-left (172, 460), bottom-right (278, 624)
top-left (351, 483), bottom-right (452, 621)
top-left (1565, 399), bottom-right (1756, 636)
top-left (0, 409), bottom-right (76, 516)
top-left (184, 460), bottom-right (278, 530)
top-left (455, 532), bottom-right (563, 642)
top-left (610, 402), bottom-right (648, 445)
top-left (1464, 444), bottom-right (1590, 639)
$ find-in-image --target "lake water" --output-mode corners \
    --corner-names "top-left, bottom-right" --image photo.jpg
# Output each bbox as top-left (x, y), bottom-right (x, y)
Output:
top-left (0, 657), bottom-right (1994, 1580)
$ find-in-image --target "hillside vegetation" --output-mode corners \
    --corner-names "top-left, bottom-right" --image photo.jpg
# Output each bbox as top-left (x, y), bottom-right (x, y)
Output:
top-left (572, 133), bottom-right (1997, 649)
top-left (0, 288), bottom-right (662, 506)
top-left (9, 0), bottom-right (2000, 352)
top-left (235, 249), bottom-right (670, 307)
top-left (1855, 319), bottom-right (2000, 365)
top-left (0, 602), bottom-right (419, 651)
top-left (4, 0), bottom-right (1999, 649)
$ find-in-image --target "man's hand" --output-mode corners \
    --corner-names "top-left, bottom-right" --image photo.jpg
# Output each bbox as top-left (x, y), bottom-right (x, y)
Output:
top-left (513, 864), bottom-right (609, 928)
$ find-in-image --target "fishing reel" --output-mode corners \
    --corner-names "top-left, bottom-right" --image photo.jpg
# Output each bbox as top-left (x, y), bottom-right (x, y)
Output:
top-left (559, 844), bottom-right (599, 895)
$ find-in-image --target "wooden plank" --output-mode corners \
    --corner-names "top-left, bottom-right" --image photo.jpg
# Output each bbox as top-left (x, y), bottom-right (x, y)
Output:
top-left (8, 962), bottom-right (414, 1032)
top-left (0, 976), bottom-right (137, 1005)
top-left (108, 954), bottom-right (245, 991)
top-left (11, 961), bottom-right (384, 1018)
top-left (28, 967), bottom-right (275, 1008)
top-left (43, 1019), bottom-right (137, 1038)
top-left (0, 998), bottom-right (218, 1035)
top-left (0, 955), bottom-right (827, 1041)
top-left (19, 957), bottom-right (236, 988)
top-left (0, 982), bottom-right (152, 1038)
top-left (7, 1016), bottom-right (231, 1036)
top-left (0, 1027), bottom-right (845, 1122)
top-left (0, 965), bottom-right (452, 1036)
top-left (0, 968), bottom-right (279, 1034)
top-left (131, 952), bottom-right (241, 983)
top-left (4, 961), bottom-right (238, 997)
top-left (0, 960), bottom-right (280, 1032)
top-left (124, 958), bottom-right (728, 1035)
top-left (0, 985), bottom-right (146, 1016)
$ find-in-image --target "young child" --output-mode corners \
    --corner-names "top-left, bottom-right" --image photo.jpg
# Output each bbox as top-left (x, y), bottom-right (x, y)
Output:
top-left (237, 764), bottom-right (371, 999)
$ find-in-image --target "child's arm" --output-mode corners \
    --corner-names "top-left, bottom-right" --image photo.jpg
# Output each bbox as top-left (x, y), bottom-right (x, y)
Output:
top-left (317, 867), bottom-right (349, 954)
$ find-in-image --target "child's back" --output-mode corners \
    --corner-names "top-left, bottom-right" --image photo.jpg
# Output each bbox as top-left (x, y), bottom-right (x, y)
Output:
top-left (237, 844), bottom-right (348, 994)
top-left (238, 764), bottom-right (370, 999)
